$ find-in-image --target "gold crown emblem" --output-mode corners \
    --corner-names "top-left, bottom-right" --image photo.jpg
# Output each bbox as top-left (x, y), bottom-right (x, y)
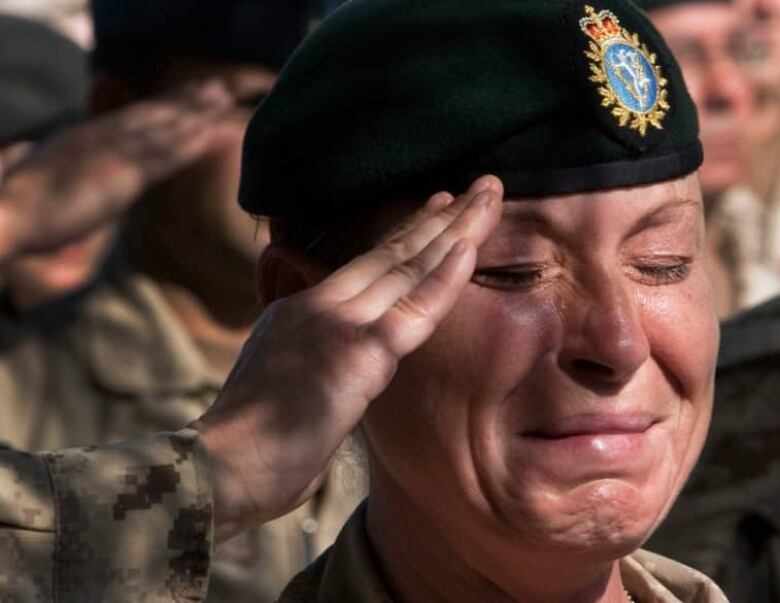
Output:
top-left (579, 5), bottom-right (622, 44)
top-left (579, 4), bottom-right (669, 136)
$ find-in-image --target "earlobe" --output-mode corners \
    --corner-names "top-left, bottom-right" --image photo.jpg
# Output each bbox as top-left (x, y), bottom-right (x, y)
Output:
top-left (256, 243), bottom-right (325, 307)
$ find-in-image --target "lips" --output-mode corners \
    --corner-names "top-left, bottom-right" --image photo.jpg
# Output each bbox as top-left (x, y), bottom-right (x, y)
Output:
top-left (512, 413), bottom-right (666, 484)
top-left (523, 413), bottom-right (658, 440)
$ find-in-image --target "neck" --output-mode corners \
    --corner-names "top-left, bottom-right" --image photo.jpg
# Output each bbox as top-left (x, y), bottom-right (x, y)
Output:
top-left (366, 463), bottom-right (629, 603)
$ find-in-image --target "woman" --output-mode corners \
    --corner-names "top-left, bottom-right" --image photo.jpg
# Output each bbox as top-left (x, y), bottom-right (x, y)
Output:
top-left (200, 0), bottom-right (727, 601)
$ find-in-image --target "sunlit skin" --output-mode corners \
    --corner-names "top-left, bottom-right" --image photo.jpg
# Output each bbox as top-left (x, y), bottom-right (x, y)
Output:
top-left (650, 5), bottom-right (753, 196)
top-left (361, 175), bottom-right (718, 602)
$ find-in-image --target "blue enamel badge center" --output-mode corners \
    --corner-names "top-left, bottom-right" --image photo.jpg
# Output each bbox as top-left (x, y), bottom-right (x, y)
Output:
top-left (580, 5), bottom-right (669, 136)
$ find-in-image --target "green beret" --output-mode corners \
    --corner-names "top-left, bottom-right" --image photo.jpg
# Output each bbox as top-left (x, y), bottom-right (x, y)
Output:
top-left (0, 15), bottom-right (88, 146)
top-left (636, 0), bottom-right (730, 12)
top-left (240, 0), bottom-right (702, 218)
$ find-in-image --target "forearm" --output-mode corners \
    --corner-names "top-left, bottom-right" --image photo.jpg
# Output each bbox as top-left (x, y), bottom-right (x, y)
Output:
top-left (0, 430), bottom-right (214, 603)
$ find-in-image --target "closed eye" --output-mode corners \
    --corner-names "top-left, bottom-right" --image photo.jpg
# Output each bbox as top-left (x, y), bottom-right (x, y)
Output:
top-left (632, 258), bottom-right (692, 285)
top-left (472, 267), bottom-right (547, 290)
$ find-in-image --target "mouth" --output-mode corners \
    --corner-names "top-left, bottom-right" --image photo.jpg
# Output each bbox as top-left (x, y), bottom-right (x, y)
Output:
top-left (522, 413), bottom-right (660, 440)
top-left (511, 413), bottom-right (667, 482)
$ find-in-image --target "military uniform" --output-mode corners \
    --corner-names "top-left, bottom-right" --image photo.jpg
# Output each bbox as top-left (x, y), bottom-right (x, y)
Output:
top-left (0, 429), bottom-right (213, 602)
top-left (648, 295), bottom-right (780, 603)
top-left (278, 505), bottom-right (728, 603)
top-left (0, 267), bottom-right (365, 602)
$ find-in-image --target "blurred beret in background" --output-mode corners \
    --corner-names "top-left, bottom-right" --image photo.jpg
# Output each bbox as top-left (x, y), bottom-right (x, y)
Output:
top-left (0, 14), bottom-right (88, 146)
top-left (240, 0), bottom-right (702, 218)
top-left (91, 0), bottom-right (350, 70)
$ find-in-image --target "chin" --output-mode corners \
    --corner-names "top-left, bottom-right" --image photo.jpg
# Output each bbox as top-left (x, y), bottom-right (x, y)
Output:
top-left (502, 477), bottom-right (670, 560)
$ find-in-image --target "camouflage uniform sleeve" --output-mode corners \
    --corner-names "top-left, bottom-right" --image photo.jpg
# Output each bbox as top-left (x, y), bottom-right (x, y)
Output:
top-left (0, 429), bottom-right (213, 603)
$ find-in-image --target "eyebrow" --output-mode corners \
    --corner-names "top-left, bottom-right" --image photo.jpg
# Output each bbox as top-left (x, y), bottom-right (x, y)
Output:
top-left (500, 198), bottom-right (701, 240)
top-left (623, 198), bottom-right (701, 240)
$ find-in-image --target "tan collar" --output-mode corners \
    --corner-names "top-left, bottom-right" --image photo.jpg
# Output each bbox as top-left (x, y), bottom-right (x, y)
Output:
top-left (621, 551), bottom-right (728, 603)
top-left (80, 272), bottom-right (225, 396)
top-left (280, 505), bottom-right (727, 603)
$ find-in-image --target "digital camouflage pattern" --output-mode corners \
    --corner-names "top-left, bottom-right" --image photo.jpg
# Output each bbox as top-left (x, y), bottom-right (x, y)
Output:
top-left (0, 267), bottom-right (365, 603)
top-left (0, 429), bottom-right (212, 602)
top-left (648, 294), bottom-right (780, 603)
top-left (277, 505), bottom-right (728, 603)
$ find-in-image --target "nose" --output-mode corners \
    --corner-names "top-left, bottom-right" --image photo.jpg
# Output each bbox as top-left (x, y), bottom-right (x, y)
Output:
top-left (704, 56), bottom-right (751, 116)
top-left (558, 271), bottom-right (650, 391)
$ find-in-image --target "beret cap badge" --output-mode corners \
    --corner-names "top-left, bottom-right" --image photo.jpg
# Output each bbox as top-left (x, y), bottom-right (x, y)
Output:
top-left (580, 5), bottom-right (669, 136)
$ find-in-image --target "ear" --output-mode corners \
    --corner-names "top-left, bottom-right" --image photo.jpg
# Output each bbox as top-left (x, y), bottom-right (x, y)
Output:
top-left (256, 243), bottom-right (327, 308)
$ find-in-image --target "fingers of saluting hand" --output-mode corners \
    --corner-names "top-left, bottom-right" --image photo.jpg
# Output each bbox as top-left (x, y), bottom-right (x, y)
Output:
top-left (319, 174), bottom-right (503, 303)
top-left (106, 80), bottom-right (234, 185)
top-left (343, 185), bottom-right (501, 323)
top-left (307, 175), bottom-right (503, 356)
top-left (114, 80), bottom-right (232, 135)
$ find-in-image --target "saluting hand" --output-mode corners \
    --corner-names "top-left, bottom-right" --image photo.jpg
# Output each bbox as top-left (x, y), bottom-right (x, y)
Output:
top-left (194, 175), bottom-right (504, 544)
top-left (0, 80), bottom-right (233, 261)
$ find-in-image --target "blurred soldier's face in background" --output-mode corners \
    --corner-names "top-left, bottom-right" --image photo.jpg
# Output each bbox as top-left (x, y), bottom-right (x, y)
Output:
top-left (738, 0), bottom-right (780, 91)
top-left (109, 54), bottom-right (274, 285)
top-left (736, 0), bottom-right (780, 180)
top-left (650, 3), bottom-right (753, 197)
top-left (0, 140), bottom-right (116, 311)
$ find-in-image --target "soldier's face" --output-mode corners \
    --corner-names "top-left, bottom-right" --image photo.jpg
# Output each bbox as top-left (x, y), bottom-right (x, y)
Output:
top-left (136, 59), bottom-right (274, 272)
top-left (0, 140), bottom-right (116, 311)
top-left (363, 174), bottom-right (718, 567)
top-left (650, 4), bottom-right (753, 196)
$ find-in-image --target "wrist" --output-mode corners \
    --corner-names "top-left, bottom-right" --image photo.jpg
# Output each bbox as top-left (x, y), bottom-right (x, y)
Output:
top-left (190, 412), bottom-right (270, 544)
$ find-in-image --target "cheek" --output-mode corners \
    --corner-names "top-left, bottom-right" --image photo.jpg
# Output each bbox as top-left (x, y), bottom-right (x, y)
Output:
top-left (640, 273), bottom-right (719, 404)
top-left (363, 285), bottom-right (563, 507)
top-left (636, 274), bottom-right (718, 493)
top-left (435, 286), bottom-right (564, 395)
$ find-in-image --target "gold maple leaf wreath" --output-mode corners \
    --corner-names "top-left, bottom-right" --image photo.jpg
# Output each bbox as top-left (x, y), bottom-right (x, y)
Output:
top-left (584, 31), bottom-right (670, 137)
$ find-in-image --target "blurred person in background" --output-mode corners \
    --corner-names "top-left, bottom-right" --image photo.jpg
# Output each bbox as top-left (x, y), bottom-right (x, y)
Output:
top-left (0, 15), bottom-right (117, 314)
top-left (0, 2), bottom-right (363, 602)
top-left (639, 0), bottom-right (780, 317)
top-left (737, 0), bottom-right (780, 276)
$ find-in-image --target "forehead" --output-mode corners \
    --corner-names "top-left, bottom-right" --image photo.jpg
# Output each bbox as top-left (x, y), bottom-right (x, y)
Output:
top-left (363, 176), bottom-right (702, 250)
top-left (495, 174), bottom-right (702, 237)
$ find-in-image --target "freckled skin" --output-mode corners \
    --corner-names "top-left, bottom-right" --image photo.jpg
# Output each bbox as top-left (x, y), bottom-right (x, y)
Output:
top-left (362, 174), bottom-right (719, 601)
